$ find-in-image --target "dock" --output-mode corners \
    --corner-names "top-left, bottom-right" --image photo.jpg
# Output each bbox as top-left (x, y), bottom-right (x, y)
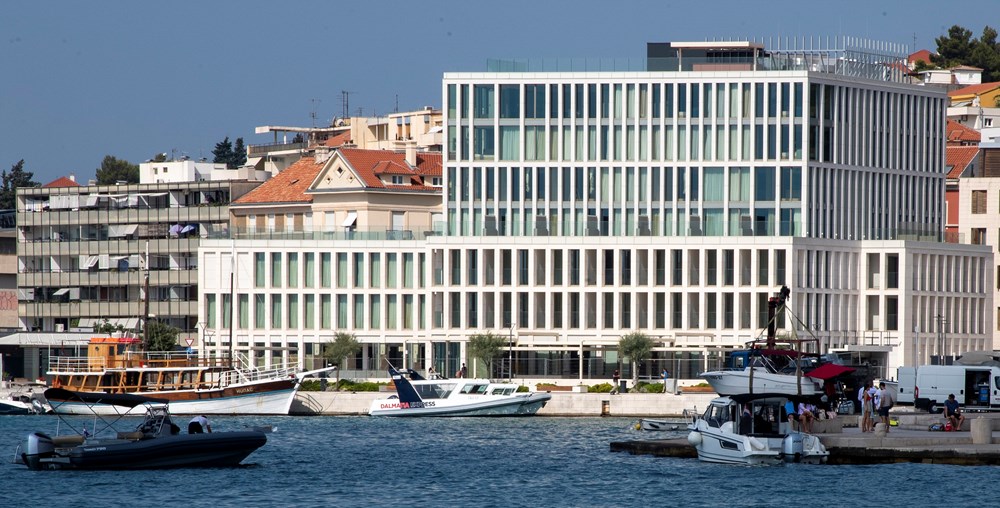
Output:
top-left (611, 422), bottom-right (1000, 465)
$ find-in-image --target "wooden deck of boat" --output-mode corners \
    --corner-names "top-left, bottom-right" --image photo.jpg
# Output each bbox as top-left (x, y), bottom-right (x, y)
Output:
top-left (611, 427), bottom-right (1000, 465)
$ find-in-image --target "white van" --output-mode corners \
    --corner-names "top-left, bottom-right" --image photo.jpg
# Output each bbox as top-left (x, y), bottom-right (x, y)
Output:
top-left (897, 365), bottom-right (1000, 412)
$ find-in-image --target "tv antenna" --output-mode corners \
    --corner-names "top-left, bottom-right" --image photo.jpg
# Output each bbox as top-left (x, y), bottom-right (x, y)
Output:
top-left (341, 91), bottom-right (353, 119)
top-left (310, 98), bottom-right (321, 127)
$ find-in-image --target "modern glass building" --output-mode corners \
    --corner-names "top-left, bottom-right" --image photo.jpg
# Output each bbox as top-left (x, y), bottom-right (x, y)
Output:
top-left (198, 39), bottom-right (993, 382)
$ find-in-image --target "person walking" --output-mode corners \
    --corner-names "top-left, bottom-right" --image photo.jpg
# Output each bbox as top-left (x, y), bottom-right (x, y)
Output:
top-left (611, 369), bottom-right (621, 394)
top-left (662, 368), bottom-right (670, 394)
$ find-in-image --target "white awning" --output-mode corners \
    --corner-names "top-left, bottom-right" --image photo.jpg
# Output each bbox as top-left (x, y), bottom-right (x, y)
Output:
top-left (52, 288), bottom-right (70, 296)
top-left (108, 224), bottom-right (138, 238)
top-left (78, 318), bottom-right (98, 327)
top-left (342, 212), bottom-right (358, 227)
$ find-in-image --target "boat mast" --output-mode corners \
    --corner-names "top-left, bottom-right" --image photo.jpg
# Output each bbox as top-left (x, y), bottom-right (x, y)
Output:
top-left (228, 246), bottom-right (236, 366)
top-left (142, 241), bottom-right (150, 349)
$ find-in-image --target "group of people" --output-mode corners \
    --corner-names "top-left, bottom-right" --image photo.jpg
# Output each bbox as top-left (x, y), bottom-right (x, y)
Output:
top-left (787, 401), bottom-right (819, 433)
top-left (858, 381), bottom-right (895, 433)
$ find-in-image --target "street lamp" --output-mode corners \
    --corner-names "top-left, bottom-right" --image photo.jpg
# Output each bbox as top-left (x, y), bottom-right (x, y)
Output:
top-left (935, 314), bottom-right (948, 365)
top-left (508, 323), bottom-right (514, 382)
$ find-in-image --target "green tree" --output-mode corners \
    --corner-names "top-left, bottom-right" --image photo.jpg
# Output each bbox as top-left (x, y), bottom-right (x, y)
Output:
top-left (152, 152), bottom-right (168, 162)
top-left (212, 136), bottom-right (247, 169)
top-left (618, 332), bottom-right (654, 388)
top-left (232, 138), bottom-right (247, 168)
top-left (95, 155), bottom-right (139, 185)
top-left (95, 318), bottom-right (126, 336)
top-left (0, 159), bottom-right (39, 210)
top-left (212, 137), bottom-right (234, 167)
top-left (933, 25), bottom-right (975, 68)
top-left (931, 25), bottom-right (1000, 81)
top-left (144, 320), bottom-right (179, 351)
top-left (323, 332), bottom-right (361, 390)
top-left (467, 332), bottom-right (507, 378)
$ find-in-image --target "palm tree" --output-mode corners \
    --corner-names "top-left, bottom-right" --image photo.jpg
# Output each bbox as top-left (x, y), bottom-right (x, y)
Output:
top-left (618, 332), bottom-right (654, 389)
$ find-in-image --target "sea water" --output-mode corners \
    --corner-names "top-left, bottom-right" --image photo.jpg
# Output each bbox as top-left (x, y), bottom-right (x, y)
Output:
top-left (0, 415), bottom-right (985, 507)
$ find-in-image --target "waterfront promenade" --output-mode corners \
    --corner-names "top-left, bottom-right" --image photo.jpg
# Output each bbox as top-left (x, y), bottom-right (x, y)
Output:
top-left (292, 390), bottom-right (718, 417)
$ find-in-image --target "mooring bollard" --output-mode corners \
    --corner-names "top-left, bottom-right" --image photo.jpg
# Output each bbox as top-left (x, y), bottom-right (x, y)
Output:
top-left (971, 418), bottom-right (992, 445)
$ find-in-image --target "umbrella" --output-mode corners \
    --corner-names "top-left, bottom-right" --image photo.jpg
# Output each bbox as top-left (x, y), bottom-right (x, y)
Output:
top-left (168, 224), bottom-right (183, 235)
top-left (806, 363), bottom-right (855, 380)
top-left (181, 224), bottom-right (196, 234)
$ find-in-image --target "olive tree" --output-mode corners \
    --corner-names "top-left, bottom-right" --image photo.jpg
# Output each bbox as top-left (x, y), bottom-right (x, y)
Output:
top-left (144, 320), bottom-right (179, 352)
top-left (467, 332), bottom-right (507, 379)
top-left (322, 332), bottom-right (361, 390)
top-left (618, 332), bottom-right (654, 388)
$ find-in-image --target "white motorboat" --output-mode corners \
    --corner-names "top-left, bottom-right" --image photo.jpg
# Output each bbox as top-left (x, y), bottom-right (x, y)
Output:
top-left (369, 367), bottom-right (551, 417)
top-left (637, 408), bottom-right (698, 431)
top-left (0, 382), bottom-right (50, 415)
top-left (686, 394), bottom-right (828, 465)
top-left (699, 367), bottom-right (823, 397)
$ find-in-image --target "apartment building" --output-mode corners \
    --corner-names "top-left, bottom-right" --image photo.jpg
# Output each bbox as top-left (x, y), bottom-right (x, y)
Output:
top-left (16, 174), bottom-right (262, 345)
top-left (198, 39), bottom-right (993, 382)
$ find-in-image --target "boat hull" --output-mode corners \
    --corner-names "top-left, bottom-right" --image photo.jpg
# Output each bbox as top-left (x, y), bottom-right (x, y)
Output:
top-left (369, 392), bottom-right (551, 417)
top-left (700, 369), bottom-right (821, 396)
top-left (47, 380), bottom-right (297, 416)
top-left (21, 431), bottom-right (267, 470)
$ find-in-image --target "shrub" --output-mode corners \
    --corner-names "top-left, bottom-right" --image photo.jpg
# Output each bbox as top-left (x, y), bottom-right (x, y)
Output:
top-left (589, 382), bottom-right (614, 393)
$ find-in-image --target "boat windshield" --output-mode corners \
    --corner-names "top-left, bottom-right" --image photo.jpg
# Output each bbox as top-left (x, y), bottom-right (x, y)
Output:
top-left (703, 403), bottom-right (731, 428)
top-left (459, 383), bottom-right (489, 394)
top-left (414, 383), bottom-right (455, 399)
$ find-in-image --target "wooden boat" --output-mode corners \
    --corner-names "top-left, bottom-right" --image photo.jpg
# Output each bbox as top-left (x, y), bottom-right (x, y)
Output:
top-left (46, 336), bottom-right (320, 416)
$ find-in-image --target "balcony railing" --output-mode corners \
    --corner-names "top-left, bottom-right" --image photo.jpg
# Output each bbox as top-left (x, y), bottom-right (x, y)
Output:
top-left (248, 142), bottom-right (306, 156)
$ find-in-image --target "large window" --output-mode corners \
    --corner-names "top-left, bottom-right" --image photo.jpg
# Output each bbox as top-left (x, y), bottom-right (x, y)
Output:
top-left (500, 85), bottom-right (520, 118)
top-left (755, 166), bottom-right (776, 201)
top-left (972, 190), bottom-right (987, 214)
top-left (524, 84), bottom-right (545, 118)
top-left (474, 85), bottom-right (494, 118)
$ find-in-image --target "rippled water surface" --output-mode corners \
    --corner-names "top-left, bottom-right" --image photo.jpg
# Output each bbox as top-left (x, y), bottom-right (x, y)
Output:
top-left (0, 415), bottom-right (985, 507)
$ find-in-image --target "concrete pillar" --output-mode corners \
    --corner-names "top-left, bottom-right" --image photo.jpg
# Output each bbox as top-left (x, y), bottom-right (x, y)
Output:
top-left (971, 418), bottom-right (992, 445)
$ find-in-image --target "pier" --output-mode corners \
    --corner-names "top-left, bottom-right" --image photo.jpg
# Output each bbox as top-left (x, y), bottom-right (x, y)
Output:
top-left (611, 413), bottom-right (1000, 465)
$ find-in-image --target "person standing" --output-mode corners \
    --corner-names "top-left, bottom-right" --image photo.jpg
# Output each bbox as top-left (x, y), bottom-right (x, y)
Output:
top-left (861, 381), bottom-right (874, 432)
top-left (188, 415), bottom-right (212, 434)
top-left (877, 382), bottom-right (893, 433)
top-left (662, 368), bottom-right (670, 394)
top-left (457, 363), bottom-right (467, 378)
top-left (611, 369), bottom-right (621, 394)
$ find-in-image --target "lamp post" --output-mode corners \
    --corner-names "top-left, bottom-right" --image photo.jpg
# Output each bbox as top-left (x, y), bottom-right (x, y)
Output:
top-left (935, 314), bottom-right (947, 365)
top-left (508, 323), bottom-right (514, 382)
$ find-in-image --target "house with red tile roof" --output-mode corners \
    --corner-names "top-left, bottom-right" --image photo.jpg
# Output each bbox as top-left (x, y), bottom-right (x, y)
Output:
top-left (230, 146), bottom-right (442, 237)
top-left (247, 108), bottom-right (442, 178)
top-left (946, 120), bottom-right (981, 146)
top-left (42, 176), bottom-right (81, 188)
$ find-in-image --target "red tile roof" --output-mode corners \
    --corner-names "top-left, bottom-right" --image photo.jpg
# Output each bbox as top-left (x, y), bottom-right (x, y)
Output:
top-left (339, 148), bottom-right (441, 190)
top-left (946, 120), bottom-right (981, 145)
top-left (948, 81), bottom-right (1000, 97)
top-left (946, 146), bottom-right (979, 178)
top-left (233, 157), bottom-right (324, 204)
top-left (322, 131), bottom-right (352, 148)
top-left (908, 49), bottom-right (933, 66)
top-left (42, 176), bottom-right (80, 188)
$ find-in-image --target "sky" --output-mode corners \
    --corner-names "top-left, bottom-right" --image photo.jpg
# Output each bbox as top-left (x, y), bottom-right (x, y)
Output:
top-left (2, 0), bottom-right (998, 184)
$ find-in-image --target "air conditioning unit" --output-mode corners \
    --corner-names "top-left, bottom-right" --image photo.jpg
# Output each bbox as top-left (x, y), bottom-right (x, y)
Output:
top-left (55, 323), bottom-right (65, 332)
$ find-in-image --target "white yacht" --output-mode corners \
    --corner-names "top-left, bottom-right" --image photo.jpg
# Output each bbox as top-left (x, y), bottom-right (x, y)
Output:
top-left (369, 367), bottom-right (551, 417)
top-left (699, 367), bottom-right (823, 397)
top-left (686, 394), bottom-right (828, 465)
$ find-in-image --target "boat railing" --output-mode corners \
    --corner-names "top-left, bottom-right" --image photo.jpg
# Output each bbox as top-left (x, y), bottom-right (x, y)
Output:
top-left (49, 352), bottom-right (233, 373)
top-left (225, 352), bottom-right (298, 385)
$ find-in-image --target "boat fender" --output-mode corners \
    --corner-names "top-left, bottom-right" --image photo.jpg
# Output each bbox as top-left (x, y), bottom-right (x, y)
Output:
top-left (686, 431), bottom-right (702, 446)
top-left (748, 436), bottom-right (767, 451)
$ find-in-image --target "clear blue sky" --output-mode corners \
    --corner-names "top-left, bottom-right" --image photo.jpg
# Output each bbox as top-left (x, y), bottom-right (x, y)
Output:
top-left (1, 0), bottom-right (994, 184)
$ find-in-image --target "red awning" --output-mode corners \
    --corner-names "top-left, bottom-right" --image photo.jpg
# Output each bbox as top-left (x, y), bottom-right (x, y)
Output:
top-left (807, 363), bottom-right (855, 380)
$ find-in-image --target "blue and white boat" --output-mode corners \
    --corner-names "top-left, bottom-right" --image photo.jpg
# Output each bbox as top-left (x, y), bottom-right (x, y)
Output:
top-left (369, 367), bottom-right (551, 417)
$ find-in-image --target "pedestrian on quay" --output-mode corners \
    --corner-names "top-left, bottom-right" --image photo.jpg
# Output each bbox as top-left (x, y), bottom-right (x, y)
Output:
top-left (861, 381), bottom-right (874, 432)
top-left (611, 369), bottom-right (621, 394)
top-left (662, 368), bottom-right (670, 394)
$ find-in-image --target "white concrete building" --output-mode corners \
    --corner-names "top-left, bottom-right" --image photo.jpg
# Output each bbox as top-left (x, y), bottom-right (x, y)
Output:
top-left (198, 38), bottom-right (993, 382)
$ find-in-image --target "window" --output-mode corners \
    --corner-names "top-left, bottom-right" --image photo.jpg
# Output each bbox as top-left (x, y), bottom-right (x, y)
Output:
top-left (391, 175), bottom-right (404, 185)
top-left (972, 190), bottom-right (987, 214)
